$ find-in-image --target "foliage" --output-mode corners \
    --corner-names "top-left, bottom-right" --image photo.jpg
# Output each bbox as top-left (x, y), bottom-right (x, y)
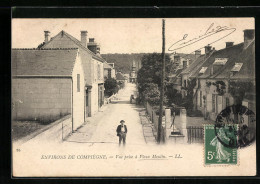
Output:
top-left (229, 81), bottom-right (254, 104)
top-left (118, 81), bottom-right (125, 89)
top-left (104, 78), bottom-right (118, 96)
top-left (206, 80), bottom-right (226, 96)
top-left (181, 79), bottom-right (197, 110)
top-left (165, 84), bottom-right (182, 106)
top-left (137, 53), bottom-right (171, 105)
top-left (142, 83), bottom-right (168, 106)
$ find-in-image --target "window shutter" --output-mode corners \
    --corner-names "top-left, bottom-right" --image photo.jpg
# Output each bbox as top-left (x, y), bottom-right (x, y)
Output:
top-left (77, 74), bottom-right (80, 92)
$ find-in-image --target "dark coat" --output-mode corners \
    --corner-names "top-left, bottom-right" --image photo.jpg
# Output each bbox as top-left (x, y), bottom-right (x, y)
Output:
top-left (116, 125), bottom-right (127, 136)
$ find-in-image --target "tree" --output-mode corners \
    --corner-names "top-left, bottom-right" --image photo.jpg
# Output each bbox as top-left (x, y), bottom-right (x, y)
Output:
top-left (117, 81), bottom-right (125, 89)
top-left (137, 53), bottom-right (171, 104)
top-left (104, 78), bottom-right (118, 97)
top-left (181, 79), bottom-right (197, 112)
top-left (165, 85), bottom-right (182, 106)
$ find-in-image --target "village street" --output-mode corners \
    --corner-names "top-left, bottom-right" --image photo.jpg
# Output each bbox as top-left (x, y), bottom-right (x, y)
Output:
top-left (12, 82), bottom-right (256, 177)
top-left (13, 83), bottom-right (147, 149)
top-left (66, 82), bottom-right (147, 146)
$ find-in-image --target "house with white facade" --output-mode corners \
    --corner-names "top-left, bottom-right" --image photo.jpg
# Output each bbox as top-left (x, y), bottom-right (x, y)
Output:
top-left (41, 30), bottom-right (105, 117)
top-left (12, 48), bottom-right (85, 131)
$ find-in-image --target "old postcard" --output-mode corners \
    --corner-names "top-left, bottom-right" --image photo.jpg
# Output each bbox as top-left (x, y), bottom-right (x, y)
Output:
top-left (12, 18), bottom-right (256, 176)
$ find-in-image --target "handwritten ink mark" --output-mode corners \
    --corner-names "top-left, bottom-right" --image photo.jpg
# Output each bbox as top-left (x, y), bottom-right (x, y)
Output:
top-left (168, 23), bottom-right (236, 52)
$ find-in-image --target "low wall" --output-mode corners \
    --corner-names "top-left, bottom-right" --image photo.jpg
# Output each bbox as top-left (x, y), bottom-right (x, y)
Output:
top-left (144, 102), bottom-right (159, 133)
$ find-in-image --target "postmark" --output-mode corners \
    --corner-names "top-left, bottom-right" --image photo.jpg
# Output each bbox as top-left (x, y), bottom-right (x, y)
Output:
top-left (204, 104), bottom-right (255, 165)
top-left (215, 105), bottom-right (256, 148)
top-left (204, 124), bottom-right (238, 165)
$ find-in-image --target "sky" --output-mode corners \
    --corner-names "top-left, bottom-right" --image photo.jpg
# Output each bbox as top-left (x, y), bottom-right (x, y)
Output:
top-left (12, 18), bottom-right (254, 54)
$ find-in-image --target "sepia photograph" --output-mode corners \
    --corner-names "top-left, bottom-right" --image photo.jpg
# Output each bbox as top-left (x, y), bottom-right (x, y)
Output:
top-left (11, 17), bottom-right (256, 177)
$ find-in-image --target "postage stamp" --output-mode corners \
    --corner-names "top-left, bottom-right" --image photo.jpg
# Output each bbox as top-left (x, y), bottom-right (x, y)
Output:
top-left (204, 124), bottom-right (238, 165)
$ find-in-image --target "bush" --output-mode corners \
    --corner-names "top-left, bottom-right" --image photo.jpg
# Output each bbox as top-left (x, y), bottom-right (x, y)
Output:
top-left (118, 81), bottom-right (125, 89)
top-left (104, 78), bottom-right (118, 96)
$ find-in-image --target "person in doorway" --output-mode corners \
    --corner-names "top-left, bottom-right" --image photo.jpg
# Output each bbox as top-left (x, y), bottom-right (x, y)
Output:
top-left (116, 120), bottom-right (128, 146)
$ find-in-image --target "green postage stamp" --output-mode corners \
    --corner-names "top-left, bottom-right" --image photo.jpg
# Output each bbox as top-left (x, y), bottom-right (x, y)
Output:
top-left (204, 124), bottom-right (238, 165)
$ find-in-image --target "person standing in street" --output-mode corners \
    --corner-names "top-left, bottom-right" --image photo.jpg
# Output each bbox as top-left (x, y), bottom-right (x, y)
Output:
top-left (116, 120), bottom-right (127, 146)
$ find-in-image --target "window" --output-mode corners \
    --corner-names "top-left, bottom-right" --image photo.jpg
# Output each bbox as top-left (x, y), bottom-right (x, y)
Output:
top-left (97, 64), bottom-right (101, 80)
top-left (214, 58), bottom-right (228, 65)
top-left (108, 69), bottom-right (111, 79)
top-left (77, 74), bottom-right (80, 92)
top-left (200, 91), bottom-right (202, 107)
top-left (86, 89), bottom-right (89, 106)
top-left (231, 63), bottom-right (243, 72)
top-left (226, 97), bottom-right (229, 107)
top-left (184, 80), bottom-right (187, 88)
top-left (212, 94), bottom-right (215, 112)
top-left (199, 67), bottom-right (207, 74)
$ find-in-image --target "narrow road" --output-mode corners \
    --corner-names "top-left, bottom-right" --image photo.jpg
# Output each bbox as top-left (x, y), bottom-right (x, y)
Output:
top-left (66, 82), bottom-right (146, 146)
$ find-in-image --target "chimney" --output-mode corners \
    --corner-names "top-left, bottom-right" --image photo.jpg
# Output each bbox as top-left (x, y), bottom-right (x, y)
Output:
top-left (44, 31), bottom-right (50, 43)
top-left (244, 29), bottom-right (255, 49)
top-left (195, 50), bottom-right (201, 59)
top-left (183, 60), bottom-right (188, 69)
top-left (205, 45), bottom-right (212, 56)
top-left (87, 38), bottom-right (98, 54)
top-left (226, 42), bottom-right (234, 48)
top-left (96, 45), bottom-right (101, 55)
top-left (174, 55), bottom-right (180, 63)
top-left (89, 38), bottom-right (94, 43)
top-left (80, 31), bottom-right (88, 47)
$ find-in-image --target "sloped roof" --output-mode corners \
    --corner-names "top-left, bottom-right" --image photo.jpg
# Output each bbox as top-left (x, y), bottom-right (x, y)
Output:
top-left (181, 54), bottom-right (206, 75)
top-left (180, 50), bottom-right (215, 80)
top-left (170, 53), bottom-right (196, 62)
top-left (197, 43), bottom-right (244, 79)
top-left (221, 40), bottom-right (255, 80)
top-left (12, 48), bottom-right (78, 76)
top-left (103, 62), bottom-right (113, 69)
top-left (116, 72), bottom-right (126, 80)
top-left (43, 30), bottom-right (105, 63)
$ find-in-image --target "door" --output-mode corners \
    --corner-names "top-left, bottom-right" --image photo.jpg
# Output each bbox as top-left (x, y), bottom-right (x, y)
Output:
top-left (85, 89), bottom-right (89, 118)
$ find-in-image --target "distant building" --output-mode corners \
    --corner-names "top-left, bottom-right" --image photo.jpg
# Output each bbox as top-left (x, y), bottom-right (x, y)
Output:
top-left (122, 73), bottom-right (130, 82)
top-left (116, 72), bottom-right (127, 84)
top-left (104, 62), bottom-right (116, 80)
top-left (129, 60), bottom-right (137, 83)
top-left (12, 48), bottom-right (85, 131)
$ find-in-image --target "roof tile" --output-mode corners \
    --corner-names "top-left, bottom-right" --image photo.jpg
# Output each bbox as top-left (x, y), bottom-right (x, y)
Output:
top-left (12, 49), bottom-right (78, 76)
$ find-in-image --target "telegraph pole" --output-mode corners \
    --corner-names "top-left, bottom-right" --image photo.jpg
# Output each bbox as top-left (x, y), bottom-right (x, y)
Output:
top-left (157, 19), bottom-right (166, 143)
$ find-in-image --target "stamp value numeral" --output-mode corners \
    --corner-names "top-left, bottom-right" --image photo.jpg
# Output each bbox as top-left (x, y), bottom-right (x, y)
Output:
top-left (207, 151), bottom-right (215, 160)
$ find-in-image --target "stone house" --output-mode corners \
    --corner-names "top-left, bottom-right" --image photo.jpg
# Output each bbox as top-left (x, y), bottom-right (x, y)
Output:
top-left (41, 30), bottom-right (105, 117)
top-left (12, 48), bottom-right (85, 131)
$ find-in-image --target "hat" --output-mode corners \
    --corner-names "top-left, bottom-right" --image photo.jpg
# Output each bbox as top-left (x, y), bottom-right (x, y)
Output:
top-left (120, 120), bottom-right (125, 123)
